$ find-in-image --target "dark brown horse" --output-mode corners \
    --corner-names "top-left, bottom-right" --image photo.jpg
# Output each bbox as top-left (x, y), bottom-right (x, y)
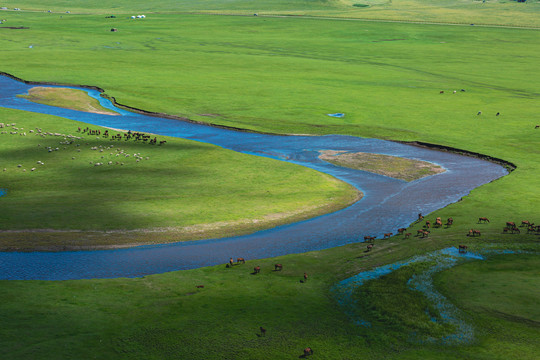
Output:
top-left (237, 257), bottom-right (246, 264)
top-left (521, 220), bottom-right (531, 227)
top-left (274, 264), bottom-right (283, 271)
top-left (397, 228), bottom-right (407, 235)
top-left (478, 217), bottom-right (490, 223)
top-left (259, 327), bottom-right (266, 337)
top-left (445, 217), bottom-right (453, 227)
top-left (383, 232), bottom-right (393, 238)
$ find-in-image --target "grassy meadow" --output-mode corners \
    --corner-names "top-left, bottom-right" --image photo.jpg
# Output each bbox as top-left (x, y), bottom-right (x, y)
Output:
top-left (0, 1), bottom-right (539, 359)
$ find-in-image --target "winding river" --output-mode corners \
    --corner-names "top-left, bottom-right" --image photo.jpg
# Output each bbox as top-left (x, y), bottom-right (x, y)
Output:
top-left (0, 74), bottom-right (508, 280)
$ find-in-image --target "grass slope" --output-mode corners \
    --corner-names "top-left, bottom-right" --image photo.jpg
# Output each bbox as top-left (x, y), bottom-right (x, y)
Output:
top-left (0, 107), bottom-right (358, 249)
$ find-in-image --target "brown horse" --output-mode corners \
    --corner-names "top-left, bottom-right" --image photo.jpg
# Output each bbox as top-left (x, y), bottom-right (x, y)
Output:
top-left (366, 244), bottom-right (374, 252)
top-left (254, 266), bottom-right (261, 274)
top-left (506, 221), bottom-right (516, 228)
top-left (364, 235), bottom-right (376, 242)
top-left (458, 245), bottom-right (468, 253)
top-left (478, 217), bottom-right (490, 223)
top-left (304, 273), bottom-right (308, 282)
top-left (418, 213), bottom-right (424, 221)
top-left (468, 229), bottom-right (481, 237)
top-left (521, 220), bottom-right (531, 227)
top-left (435, 218), bottom-right (443, 227)
top-left (424, 220), bottom-right (431, 229)
top-left (229, 258), bottom-right (234, 266)
top-left (404, 233), bottom-right (411, 239)
top-left (196, 285), bottom-right (205, 288)
top-left (304, 347), bottom-right (314, 356)
top-left (274, 264), bottom-right (283, 271)
top-left (397, 228), bottom-right (407, 235)
top-left (237, 257), bottom-right (246, 264)
top-left (445, 217), bottom-right (453, 227)
top-left (383, 232), bottom-right (393, 238)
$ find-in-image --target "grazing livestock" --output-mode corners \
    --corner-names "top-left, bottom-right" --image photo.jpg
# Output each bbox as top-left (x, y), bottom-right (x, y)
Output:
top-left (458, 245), bottom-right (468, 253)
top-left (196, 285), bottom-right (204, 288)
top-left (259, 327), bottom-right (266, 337)
top-left (237, 257), bottom-right (246, 264)
top-left (304, 273), bottom-right (308, 282)
top-left (424, 220), bottom-right (431, 229)
top-left (364, 235), bottom-right (376, 242)
top-left (440, 91), bottom-right (444, 94)
top-left (467, 229), bottom-right (481, 237)
top-left (445, 217), bottom-right (454, 227)
top-left (506, 221), bottom-right (516, 228)
top-left (435, 218), bottom-right (443, 227)
top-left (366, 244), bottom-right (374, 252)
top-left (253, 266), bottom-right (261, 274)
top-left (418, 213), bottom-right (424, 221)
top-left (520, 220), bottom-right (531, 227)
top-left (274, 264), bottom-right (283, 271)
top-left (397, 228), bottom-right (407, 235)
top-left (304, 347), bottom-right (314, 356)
top-left (478, 217), bottom-right (490, 223)
top-left (383, 232), bottom-right (393, 238)
top-left (229, 258), bottom-right (234, 267)
top-left (417, 229), bottom-right (430, 237)
top-left (404, 233), bottom-right (411, 239)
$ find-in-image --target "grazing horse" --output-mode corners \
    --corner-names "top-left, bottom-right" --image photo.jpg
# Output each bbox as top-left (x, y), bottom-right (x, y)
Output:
top-left (304, 347), bottom-right (314, 356)
top-left (404, 233), bottom-right (411, 239)
top-left (397, 228), bottom-right (407, 235)
top-left (366, 244), bottom-right (374, 252)
top-left (506, 221), bottom-right (516, 228)
top-left (424, 220), bottom-right (431, 229)
top-left (478, 217), bottom-right (490, 223)
top-left (468, 229), bottom-right (481, 237)
top-left (418, 213), bottom-right (424, 221)
top-left (237, 257), bottom-right (246, 264)
top-left (458, 245), bottom-right (468, 253)
top-left (196, 285), bottom-right (205, 288)
top-left (435, 218), bottom-right (443, 227)
top-left (254, 266), bottom-right (261, 274)
top-left (259, 327), bottom-right (266, 337)
top-left (503, 227), bottom-right (510, 233)
top-left (274, 264), bottom-right (283, 271)
top-left (512, 227), bottom-right (521, 234)
top-left (520, 220), bottom-right (531, 227)
top-left (364, 235), bottom-right (376, 242)
top-left (445, 217), bottom-right (454, 226)
top-left (440, 91), bottom-right (444, 94)
top-left (304, 273), bottom-right (308, 282)
top-left (383, 232), bottom-right (393, 238)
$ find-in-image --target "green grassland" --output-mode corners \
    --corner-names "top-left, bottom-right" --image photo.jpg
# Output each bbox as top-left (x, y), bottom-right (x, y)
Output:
top-left (0, 1), bottom-right (539, 359)
top-left (0, 106), bottom-right (358, 249)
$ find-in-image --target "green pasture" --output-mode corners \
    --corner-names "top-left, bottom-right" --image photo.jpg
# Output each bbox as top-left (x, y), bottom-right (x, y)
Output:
top-left (0, 2), bottom-right (539, 359)
top-left (2, 0), bottom-right (540, 27)
top-left (0, 106), bottom-right (357, 249)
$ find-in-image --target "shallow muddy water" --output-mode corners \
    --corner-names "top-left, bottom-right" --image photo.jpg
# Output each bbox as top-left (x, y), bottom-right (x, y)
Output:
top-left (0, 75), bottom-right (508, 280)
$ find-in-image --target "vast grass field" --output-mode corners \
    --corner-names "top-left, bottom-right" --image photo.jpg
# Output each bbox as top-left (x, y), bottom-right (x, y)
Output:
top-left (0, 1), bottom-right (539, 359)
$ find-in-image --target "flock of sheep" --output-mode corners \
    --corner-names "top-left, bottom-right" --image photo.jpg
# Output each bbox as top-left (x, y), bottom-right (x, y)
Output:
top-left (1, 122), bottom-right (152, 173)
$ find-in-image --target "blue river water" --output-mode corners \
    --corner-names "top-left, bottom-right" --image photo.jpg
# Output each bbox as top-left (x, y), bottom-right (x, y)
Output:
top-left (0, 75), bottom-right (508, 280)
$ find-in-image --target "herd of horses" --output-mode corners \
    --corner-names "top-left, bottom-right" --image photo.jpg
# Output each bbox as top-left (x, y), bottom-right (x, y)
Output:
top-left (363, 214), bottom-right (537, 254)
top-left (77, 127), bottom-right (166, 145)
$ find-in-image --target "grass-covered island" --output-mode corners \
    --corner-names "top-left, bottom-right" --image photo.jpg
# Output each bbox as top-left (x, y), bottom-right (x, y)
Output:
top-left (0, 0), bottom-right (539, 358)
top-left (319, 150), bottom-right (445, 181)
top-left (18, 87), bottom-right (119, 115)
